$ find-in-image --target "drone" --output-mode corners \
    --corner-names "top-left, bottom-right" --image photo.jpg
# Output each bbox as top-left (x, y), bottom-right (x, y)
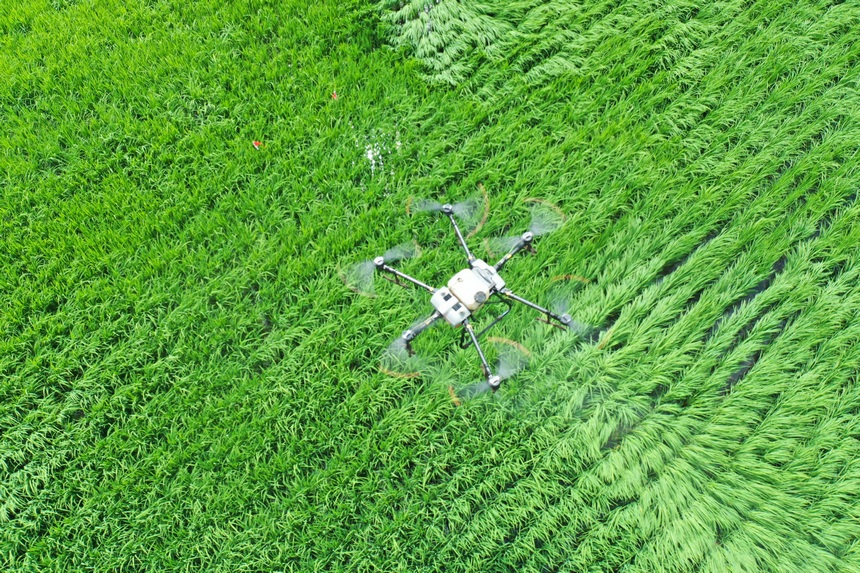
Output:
top-left (344, 197), bottom-right (583, 397)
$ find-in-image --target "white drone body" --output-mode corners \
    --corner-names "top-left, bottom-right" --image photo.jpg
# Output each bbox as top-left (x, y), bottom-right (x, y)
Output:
top-left (430, 259), bottom-right (506, 326)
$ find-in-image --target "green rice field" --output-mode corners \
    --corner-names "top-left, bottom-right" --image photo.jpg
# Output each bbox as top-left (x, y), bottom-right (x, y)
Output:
top-left (2, 0), bottom-right (859, 570)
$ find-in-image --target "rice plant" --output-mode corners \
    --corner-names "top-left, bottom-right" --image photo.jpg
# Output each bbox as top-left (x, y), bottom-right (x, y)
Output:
top-left (1, 0), bottom-right (859, 571)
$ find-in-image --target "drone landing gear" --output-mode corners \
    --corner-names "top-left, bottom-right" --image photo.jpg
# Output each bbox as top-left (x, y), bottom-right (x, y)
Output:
top-left (458, 297), bottom-right (512, 350)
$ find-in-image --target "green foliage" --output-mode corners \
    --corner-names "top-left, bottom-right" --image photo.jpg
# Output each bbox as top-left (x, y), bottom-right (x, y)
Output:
top-left (378, 0), bottom-right (516, 84)
top-left (2, 0), bottom-right (860, 571)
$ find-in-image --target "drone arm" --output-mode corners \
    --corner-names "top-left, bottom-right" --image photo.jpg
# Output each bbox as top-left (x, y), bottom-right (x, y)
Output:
top-left (446, 213), bottom-right (477, 265)
top-left (376, 262), bottom-right (436, 294)
top-left (494, 233), bottom-right (533, 271)
top-left (462, 318), bottom-right (499, 389)
top-left (394, 310), bottom-right (443, 356)
top-left (404, 311), bottom-right (443, 341)
top-left (498, 287), bottom-right (571, 329)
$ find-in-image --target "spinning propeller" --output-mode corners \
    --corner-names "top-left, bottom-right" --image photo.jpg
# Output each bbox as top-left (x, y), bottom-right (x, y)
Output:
top-left (453, 343), bottom-right (530, 403)
top-left (542, 279), bottom-right (600, 340)
top-left (341, 241), bottom-right (420, 296)
top-left (488, 201), bottom-right (566, 255)
top-left (379, 315), bottom-right (441, 377)
top-left (408, 195), bottom-right (488, 236)
top-left (411, 197), bottom-right (477, 218)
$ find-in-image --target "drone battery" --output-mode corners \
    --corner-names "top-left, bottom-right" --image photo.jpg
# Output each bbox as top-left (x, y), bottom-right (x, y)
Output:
top-left (448, 268), bottom-right (492, 311)
top-left (431, 287), bottom-right (471, 326)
